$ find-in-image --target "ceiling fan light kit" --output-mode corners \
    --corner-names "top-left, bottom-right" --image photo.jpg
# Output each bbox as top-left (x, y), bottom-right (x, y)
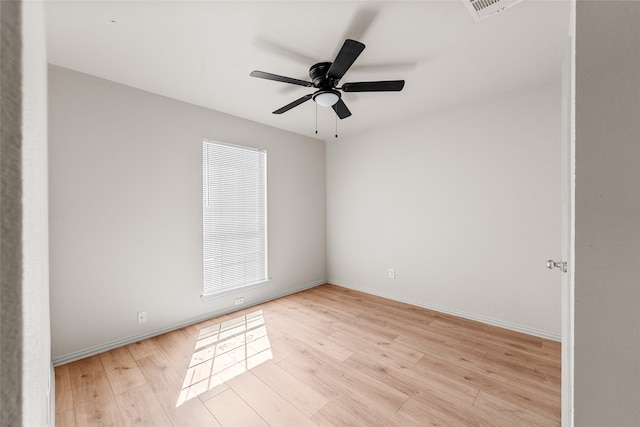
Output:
top-left (313, 90), bottom-right (340, 107)
top-left (250, 38), bottom-right (405, 134)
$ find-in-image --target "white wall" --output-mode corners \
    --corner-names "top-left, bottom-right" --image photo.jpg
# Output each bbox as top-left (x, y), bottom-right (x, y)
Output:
top-left (574, 1), bottom-right (640, 424)
top-left (22, 2), bottom-right (52, 424)
top-left (49, 66), bottom-right (326, 362)
top-left (327, 82), bottom-right (562, 339)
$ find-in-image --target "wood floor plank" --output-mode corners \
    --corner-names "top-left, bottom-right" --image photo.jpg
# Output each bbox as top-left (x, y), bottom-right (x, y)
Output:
top-left (326, 329), bottom-right (424, 365)
top-left (114, 384), bottom-right (172, 426)
top-left (55, 409), bottom-right (77, 427)
top-left (74, 401), bottom-right (124, 427)
top-left (126, 338), bottom-right (162, 361)
top-left (67, 356), bottom-right (124, 426)
top-left (305, 285), bottom-right (436, 331)
top-left (398, 395), bottom-right (482, 427)
top-left (416, 352), bottom-right (560, 419)
top-left (55, 284), bottom-right (560, 426)
top-left (472, 390), bottom-right (561, 426)
top-left (152, 326), bottom-right (197, 373)
top-left (542, 339), bottom-right (562, 353)
top-left (417, 318), bottom-right (476, 344)
top-left (203, 388), bottom-right (265, 427)
top-left (66, 356), bottom-right (108, 405)
top-left (250, 359), bottom-right (329, 417)
top-left (401, 377), bottom-right (544, 426)
top-left (463, 331), bottom-right (555, 361)
top-left (262, 306), bottom-right (355, 361)
top-left (394, 332), bottom-right (486, 365)
top-left (226, 371), bottom-right (317, 427)
top-left (312, 392), bottom-right (420, 427)
top-left (290, 293), bottom-right (402, 343)
top-left (267, 334), bottom-right (296, 363)
top-left (272, 348), bottom-right (340, 401)
top-left (185, 314), bottom-right (234, 339)
top-left (55, 363), bottom-right (74, 415)
top-left (343, 348), bottom-right (480, 404)
top-left (100, 346), bottom-right (146, 395)
top-left (135, 352), bottom-right (222, 426)
top-left (280, 348), bottom-right (410, 413)
top-left (392, 315), bottom-right (486, 350)
top-left (420, 342), bottom-right (561, 400)
top-left (483, 347), bottom-right (561, 387)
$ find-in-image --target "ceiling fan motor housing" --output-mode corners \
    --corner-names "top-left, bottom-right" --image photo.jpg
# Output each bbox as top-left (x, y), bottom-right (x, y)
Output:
top-left (309, 62), bottom-right (333, 88)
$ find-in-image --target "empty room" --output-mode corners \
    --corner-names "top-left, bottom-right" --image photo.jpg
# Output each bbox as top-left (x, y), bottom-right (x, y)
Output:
top-left (3, 1), bottom-right (640, 426)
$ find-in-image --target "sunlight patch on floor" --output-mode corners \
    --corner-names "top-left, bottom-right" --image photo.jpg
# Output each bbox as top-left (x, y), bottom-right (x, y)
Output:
top-left (176, 310), bottom-right (272, 407)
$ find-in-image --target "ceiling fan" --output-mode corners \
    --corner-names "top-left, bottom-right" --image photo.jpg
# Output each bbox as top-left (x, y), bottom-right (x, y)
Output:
top-left (250, 39), bottom-right (405, 120)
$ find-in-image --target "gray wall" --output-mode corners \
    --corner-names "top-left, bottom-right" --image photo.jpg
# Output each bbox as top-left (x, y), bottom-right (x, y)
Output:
top-left (49, 66), bottom-right (326, 362)
top-left (326, 82), bottom-right (562, 339)
top-left (1, 2), bottom-right (26, 424)
top-left (574, 1), bottom-right (640, 424)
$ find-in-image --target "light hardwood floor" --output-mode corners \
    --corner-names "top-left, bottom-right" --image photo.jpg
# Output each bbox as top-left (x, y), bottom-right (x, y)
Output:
top-left (55, 284), bottom-right (561, 426)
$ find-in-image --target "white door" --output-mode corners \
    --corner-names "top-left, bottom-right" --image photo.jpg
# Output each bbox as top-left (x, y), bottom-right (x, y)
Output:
top-left (558, 35), bottom-right (575, 427)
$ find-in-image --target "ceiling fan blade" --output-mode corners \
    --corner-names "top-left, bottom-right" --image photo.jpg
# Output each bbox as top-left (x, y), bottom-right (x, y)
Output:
top-left (341, 80), bottom-right (405, 92)
top-left (327, 39), bottom-right (365, 81)
top-left (332, 99), bottom-right (352, 119)
top-left (273, 94), bottom-right (313, 114)
top-left (250, 70), bottom-right (312, 87)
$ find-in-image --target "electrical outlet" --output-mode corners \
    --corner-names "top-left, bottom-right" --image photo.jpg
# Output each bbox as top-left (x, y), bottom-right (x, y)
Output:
top-left (235, 297), bottom-right (244, 305)
top-left (389, 268), bottom-right (395, 279)
top-left (137, 311), bottom-right (147, 324)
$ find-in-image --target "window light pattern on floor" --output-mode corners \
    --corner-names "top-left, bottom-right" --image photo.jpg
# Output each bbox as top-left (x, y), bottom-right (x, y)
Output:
top-left (177, 310), bottom-right (272, 406)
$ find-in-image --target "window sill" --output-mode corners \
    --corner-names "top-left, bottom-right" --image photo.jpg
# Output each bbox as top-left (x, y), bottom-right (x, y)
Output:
top-left (201, 279), bottom-right (271, 302)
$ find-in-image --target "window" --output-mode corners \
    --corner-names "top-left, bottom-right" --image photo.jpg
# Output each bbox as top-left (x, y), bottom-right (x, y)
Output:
top-left (202, 140), bottom-right (268, 300)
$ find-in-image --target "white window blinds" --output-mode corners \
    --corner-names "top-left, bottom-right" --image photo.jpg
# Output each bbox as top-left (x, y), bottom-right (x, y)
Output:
top-left (202, 140), bottom-right (268, 300)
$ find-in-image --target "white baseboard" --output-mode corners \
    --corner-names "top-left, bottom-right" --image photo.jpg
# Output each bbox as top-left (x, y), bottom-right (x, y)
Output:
top-left (52, 279), bottom-right (326, 366)
top-left (329, 280), bottom-right (562, 342)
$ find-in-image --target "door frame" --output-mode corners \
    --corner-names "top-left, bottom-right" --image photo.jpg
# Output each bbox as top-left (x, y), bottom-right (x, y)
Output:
top-left (561, 5), bottom-right (576, 424)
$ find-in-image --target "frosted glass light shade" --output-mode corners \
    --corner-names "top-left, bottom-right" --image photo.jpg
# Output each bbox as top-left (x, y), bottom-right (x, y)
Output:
top-left (314, 91), bottom-right (339, 107)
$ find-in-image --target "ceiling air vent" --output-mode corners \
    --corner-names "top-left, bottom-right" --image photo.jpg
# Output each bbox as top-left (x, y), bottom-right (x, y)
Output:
top-left (463, 0), bottom-right (524, 22)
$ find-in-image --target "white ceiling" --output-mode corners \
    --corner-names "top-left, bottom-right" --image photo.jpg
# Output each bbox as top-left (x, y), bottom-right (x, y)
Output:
top-left (45, 1), bottom-right (571, 140)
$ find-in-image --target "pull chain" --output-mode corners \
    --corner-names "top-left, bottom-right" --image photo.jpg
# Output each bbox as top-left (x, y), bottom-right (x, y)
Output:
top-left (313, 105), bottom-right (339, 138)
